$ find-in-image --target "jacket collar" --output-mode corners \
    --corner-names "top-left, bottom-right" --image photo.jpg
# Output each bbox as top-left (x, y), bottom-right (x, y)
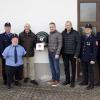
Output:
top-left (50, 30), bottom-right (57, 34)
top-left (23, 30), bottom-right (32, 35)
top-left (64, 28), bottom-right (74, 34)
top-left (3, 32), bottom-right (12, 35)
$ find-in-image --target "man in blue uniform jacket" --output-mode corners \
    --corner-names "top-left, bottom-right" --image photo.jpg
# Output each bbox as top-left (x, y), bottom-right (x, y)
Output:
top-left (79, 24), bottom-right (97, 90)
top-left (0, 22), bottom-right (13, 85)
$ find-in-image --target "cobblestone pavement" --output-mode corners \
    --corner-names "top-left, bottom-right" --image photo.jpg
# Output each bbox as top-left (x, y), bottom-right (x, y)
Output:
top-left (0, 81), bottom-right (100, 100)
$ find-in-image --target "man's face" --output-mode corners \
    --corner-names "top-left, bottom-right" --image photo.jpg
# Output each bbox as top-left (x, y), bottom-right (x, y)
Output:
top-left (65, 22), bottom-right (72, 31)
top-left (4, 26), bottom-right (11, 33)
top-left (49, 24), bottom-right (56, 32)
top-left (12, 38), bottom-right (19, 46)
top-left (84, 28), bottom-right (92, 34)
top-left (24, 24), bottom-right (30, 33)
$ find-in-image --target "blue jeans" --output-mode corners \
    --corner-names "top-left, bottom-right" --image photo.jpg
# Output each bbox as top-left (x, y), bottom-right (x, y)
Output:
top-left (48, 52), bottom-right (60, 81)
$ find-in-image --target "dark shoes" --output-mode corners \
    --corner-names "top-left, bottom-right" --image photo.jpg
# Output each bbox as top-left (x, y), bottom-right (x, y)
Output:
top-left (24, 78), bottom-right (38, 85)
top-left (30, 80), bottom-right (38, 85)
top-left (14, 81), bottom-right (22, 86)
top-left (3, 81), bottom-right (7, 85)
top-left (62, 81), bottom-right (70, 85)
top-left (24, 78), bottom-right (29, 83)
top-left (70, 83), bottom-right (75, 88)
top-left (86, 85), bottom-right (94, 90)
top-left (95, 81), bottom-right (100, 86)
top-left (62, 81), bottom-right (75, 88)
top-left (7, 85), bottom-right (12, 89)
top-left (79, 81), bottom-right (88, 86)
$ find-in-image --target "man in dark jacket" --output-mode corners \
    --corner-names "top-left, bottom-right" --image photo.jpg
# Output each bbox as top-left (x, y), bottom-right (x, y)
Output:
top-left (61, 21), bottom-right (80, 87)
top-left (19, 23), bottom-right (38, 85)
top-left (0, 22), bottom-right (13, 85)
top-left (79, 24), bottom-right (97, 90)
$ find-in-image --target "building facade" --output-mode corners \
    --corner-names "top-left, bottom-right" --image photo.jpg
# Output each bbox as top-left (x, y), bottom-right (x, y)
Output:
top-left (0, 0), bottom-right (99, 81)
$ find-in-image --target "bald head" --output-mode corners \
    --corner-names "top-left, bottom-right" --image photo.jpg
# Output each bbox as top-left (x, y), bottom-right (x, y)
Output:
top-left (24, 23), bottom-right (31, 33)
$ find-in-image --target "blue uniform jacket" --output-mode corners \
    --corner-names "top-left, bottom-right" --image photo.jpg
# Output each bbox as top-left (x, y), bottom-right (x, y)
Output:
top-left (80, 34), bottom-right (97, 62)
top-left (0, 32), bottom-right (13, 57)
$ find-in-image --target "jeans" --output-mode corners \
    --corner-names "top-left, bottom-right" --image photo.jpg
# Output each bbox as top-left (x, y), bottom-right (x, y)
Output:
top-left (48, 52), bottom-right (60, 81)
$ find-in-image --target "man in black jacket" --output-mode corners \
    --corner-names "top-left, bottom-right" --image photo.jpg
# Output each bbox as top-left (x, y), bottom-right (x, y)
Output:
top-left (61, 21), bottom-right (80, 87)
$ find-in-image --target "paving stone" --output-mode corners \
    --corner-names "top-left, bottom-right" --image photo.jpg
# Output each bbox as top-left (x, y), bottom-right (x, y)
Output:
top-left (0, 81), bottom-right (100, 100)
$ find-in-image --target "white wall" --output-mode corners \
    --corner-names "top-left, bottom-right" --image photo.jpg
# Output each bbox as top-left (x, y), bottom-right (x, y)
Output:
top-left (0, 0), bottom-right (78, 81)
top-left (0, 0), bottom-right (77, 34)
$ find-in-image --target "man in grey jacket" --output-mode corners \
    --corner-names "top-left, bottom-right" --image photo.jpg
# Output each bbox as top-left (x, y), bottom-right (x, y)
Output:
top-left (47, 22), bottom-right (62, 87)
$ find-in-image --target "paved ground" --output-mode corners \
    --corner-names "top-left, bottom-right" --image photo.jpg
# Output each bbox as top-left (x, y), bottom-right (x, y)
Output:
top-left (0, 81), bottom-right (100, 100)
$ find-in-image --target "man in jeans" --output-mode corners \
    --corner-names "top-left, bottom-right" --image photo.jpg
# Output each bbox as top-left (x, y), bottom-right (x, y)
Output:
top-left (47, 22), bottom-right (62, 87)
top-left (61, 21), bottom-right (80, 87)
top-left (19, 23), bottom-right (38, 85)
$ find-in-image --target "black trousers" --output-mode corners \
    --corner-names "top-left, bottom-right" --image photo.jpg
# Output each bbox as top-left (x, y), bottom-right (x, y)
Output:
top-left (1, 58), bottom-right (7, 83)
top-left (81, 61), bottom-right (94, 85)
top-left (62, 54), bottom-right (76, 83)
top-left (5, 65), bottom-right (23, 87)
top-left (97, 57), bottom-right (100, 81)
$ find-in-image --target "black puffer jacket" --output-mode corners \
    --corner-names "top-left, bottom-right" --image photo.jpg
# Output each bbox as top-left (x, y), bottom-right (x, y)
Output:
top-left (61, 28), bottom-right (81, 57)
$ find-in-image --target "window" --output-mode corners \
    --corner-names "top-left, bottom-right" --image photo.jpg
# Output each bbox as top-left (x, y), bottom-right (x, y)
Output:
top-left (80, 3), bottom-right (96, 22)
top-left (78, 0), bottom-right (100, 34)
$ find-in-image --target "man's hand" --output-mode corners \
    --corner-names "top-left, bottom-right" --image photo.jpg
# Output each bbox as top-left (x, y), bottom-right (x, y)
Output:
top-left (96, 41), bottom-right (98, 46)
top-left (74, 56), bottom-right (77, 59)
top-left (90, 61), bottom-right (95, 64)
top-left (55, 55), bottom-right (59, 59)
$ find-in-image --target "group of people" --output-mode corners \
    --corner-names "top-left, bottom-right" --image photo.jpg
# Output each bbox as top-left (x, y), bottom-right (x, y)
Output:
top-left (0, 21), bottom-right (100, 90)
top-left (0, 23), bottom-right (38, 89)
top-left (47, 21), bottom-right (99, 90)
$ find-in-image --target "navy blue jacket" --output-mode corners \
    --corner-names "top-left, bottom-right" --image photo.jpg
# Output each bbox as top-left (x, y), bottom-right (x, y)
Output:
top-left (80, 34), bottom-right (97, 62)
top-left (0, 32), bottom-right (13, 57)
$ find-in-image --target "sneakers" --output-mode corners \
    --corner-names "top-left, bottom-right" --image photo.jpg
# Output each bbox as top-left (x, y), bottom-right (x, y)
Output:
top-left (51, 81), bottom-right (60, 87)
